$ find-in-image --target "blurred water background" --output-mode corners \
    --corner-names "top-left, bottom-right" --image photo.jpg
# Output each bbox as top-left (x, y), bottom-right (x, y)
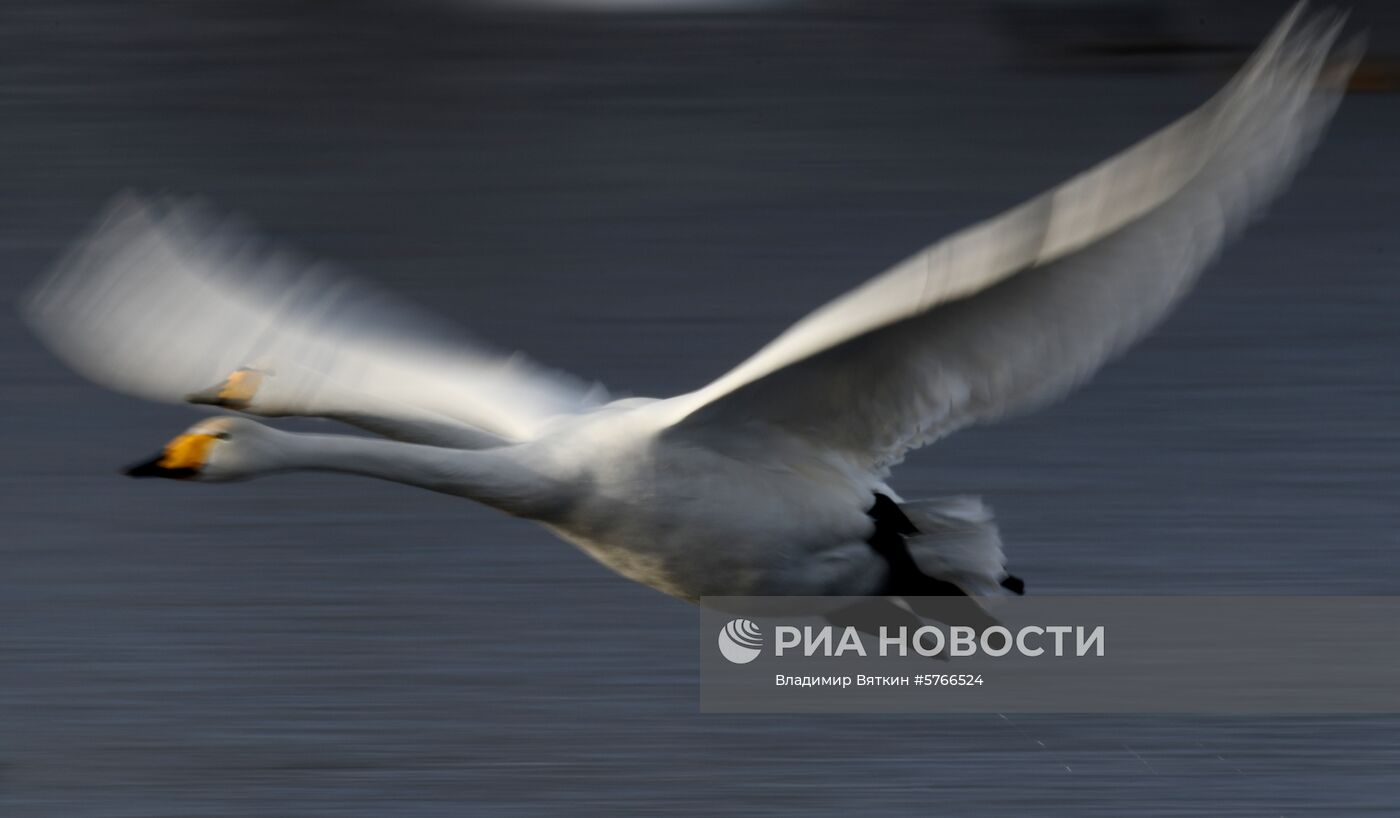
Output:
top-left (2, 0), bottom-right (1399, 814)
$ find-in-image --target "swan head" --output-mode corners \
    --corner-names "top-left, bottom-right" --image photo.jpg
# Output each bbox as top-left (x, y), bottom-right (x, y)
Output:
top-left (124, 416), bottom-right (277, 482)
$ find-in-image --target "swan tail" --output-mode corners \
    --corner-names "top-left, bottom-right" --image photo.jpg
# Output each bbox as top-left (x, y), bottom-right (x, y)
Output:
top-left (899, 497), bottom-right (1021, 597)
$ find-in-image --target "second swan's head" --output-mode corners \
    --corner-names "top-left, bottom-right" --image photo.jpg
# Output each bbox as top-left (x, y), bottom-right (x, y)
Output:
top-left (124, 416), bottom-right (278, 482)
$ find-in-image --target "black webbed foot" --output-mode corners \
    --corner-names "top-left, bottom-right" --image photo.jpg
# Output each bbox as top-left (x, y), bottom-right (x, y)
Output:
top-left (864, 493), bottom-right (1014, 651)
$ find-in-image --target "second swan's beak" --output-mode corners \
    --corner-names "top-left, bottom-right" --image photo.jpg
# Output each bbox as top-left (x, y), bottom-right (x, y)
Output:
top-left (186, 366), bottom-right (264, 410)
top-left (124, 432), bottom-right (218, 479)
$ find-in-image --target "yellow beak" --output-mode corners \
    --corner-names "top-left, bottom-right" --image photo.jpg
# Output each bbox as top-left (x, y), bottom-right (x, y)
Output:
top-left (125, 432), bottom-right (218, 478)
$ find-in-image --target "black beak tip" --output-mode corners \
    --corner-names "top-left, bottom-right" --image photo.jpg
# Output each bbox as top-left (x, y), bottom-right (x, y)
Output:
top-left (124, 456), bottom-right (166, 478)
top-left (123, 456), bottom-right (198, 479)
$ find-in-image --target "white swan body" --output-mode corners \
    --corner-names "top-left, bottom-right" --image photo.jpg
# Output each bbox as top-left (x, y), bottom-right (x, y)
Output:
top-left (179, 408), bottom-right (889, 600)
top-left (24, 8), bottom-right (1359, 605)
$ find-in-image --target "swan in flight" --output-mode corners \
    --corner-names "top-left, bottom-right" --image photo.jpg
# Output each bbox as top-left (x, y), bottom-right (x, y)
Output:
top-left (25, 8), bottom-right (1359, 619)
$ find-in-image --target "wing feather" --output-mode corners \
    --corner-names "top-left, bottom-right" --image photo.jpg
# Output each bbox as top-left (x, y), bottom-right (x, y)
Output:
top-left (663, 7), bottom-right (1359, 473)
top-left (25, 196), bottom-right (608, 441)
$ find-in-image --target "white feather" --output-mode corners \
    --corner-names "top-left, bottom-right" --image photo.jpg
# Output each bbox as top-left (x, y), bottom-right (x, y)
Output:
top-left (663, 7), bottom-right (1360, 474)
top-left (25, 196), bottom-right (608, 442)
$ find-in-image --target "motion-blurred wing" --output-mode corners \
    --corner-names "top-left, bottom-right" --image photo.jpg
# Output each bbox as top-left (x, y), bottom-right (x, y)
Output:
top-left (663, 7), bottom-right (1359, 473)
top-left (25, 196), bottom-right (608, 441)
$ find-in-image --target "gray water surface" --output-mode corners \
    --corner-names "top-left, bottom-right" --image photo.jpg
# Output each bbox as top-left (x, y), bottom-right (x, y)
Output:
top-left (3, 1), bottom-right (1400, 814)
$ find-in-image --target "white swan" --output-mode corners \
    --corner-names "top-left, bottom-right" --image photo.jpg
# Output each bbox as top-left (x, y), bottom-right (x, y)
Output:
top-left (25, 8), bottom-right (1358, 612)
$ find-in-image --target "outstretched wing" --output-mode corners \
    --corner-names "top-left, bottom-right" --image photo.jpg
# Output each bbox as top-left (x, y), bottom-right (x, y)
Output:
top-left (661, 7), bottom-right (1359, 474)
top-left (25, 196), bottom-right (608, 441)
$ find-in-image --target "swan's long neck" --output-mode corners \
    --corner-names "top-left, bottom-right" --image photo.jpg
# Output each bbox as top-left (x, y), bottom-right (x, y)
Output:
top-left (273, 432), bottom-right (567, 519)
top-left (300, 381), bottom-right (509, 450)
